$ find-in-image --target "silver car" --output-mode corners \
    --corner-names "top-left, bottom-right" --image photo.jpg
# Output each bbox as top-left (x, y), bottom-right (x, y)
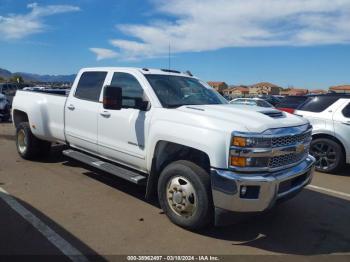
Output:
top-left (230, 98), bottom-right (274, 108)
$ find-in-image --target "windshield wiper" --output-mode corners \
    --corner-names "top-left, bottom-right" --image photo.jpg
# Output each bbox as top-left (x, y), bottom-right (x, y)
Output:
top-left (166, 104), bottom-right (193, 108)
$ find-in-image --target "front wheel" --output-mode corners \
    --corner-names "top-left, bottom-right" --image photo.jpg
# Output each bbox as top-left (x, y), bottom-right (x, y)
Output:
top-left (310, 138), bottom-right (344, 173)
top-left (158, 160), bottom-right (213, 229)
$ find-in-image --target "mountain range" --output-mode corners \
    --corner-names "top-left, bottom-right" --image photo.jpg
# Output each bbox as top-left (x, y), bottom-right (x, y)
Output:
top-left (0, 68), bottom-right (75, 83)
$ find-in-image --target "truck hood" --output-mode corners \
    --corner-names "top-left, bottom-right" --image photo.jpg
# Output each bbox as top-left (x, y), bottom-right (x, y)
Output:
top-left (176, 104), bottom-right (309, 133)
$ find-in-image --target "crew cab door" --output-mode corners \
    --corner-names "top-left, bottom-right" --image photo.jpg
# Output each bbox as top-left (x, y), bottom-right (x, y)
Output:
top-left (65, 71), bottom-right (108, 153)
top-left (97, 71), bottom-right (151, 171)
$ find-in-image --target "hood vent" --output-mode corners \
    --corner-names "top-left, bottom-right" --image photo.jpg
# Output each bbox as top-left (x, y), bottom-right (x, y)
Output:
top-left (186, 106), bottom-right (205, 111)
top-left (261, 110), bottom-right (285, 118)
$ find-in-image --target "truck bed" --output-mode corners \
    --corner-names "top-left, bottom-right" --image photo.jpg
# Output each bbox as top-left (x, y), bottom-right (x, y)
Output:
top-left (12, 90), bottom-right (67, 143)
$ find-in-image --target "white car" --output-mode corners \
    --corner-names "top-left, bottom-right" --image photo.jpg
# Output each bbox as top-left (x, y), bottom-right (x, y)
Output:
top-left (12, 67), bottom-right (315, 229)
top-left (230, 98), bottom-right (274, 108)
top-left (295, 95), bottom-right (350, 173)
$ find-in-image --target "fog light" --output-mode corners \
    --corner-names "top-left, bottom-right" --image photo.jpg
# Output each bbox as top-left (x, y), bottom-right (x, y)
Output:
top-left (240, 186), bottom-right (247, 195)
top-left (240, 185), bottom-right (260, 199)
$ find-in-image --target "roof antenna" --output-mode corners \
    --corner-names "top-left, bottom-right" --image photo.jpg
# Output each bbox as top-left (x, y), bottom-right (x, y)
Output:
top-left (168, 42), bottom-right (171, 71)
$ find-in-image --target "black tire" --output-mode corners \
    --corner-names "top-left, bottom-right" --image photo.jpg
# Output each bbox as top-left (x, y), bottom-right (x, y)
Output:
top-left (158, 160), bottom-right (213, 229)
top-left (16, 122), bottom-right (51, 160)
top-left (310, 138), bottom-right (344, 173)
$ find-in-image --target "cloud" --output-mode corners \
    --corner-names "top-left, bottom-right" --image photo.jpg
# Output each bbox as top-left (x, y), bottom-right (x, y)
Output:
top-left (0, 2), bottom-right (80, 40)
top-left (90, 48), bottom-right (119, 61)
top-left (92, 0), bottom-right (350, 60)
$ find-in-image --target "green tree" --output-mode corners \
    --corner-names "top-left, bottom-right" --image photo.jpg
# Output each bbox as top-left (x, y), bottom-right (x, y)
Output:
top-left (9, 74), bottom-right (24, 84)
top-left (0, 76), bottom-right (5, 82)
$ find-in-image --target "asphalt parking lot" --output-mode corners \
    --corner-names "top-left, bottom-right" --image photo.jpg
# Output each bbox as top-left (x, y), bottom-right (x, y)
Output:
top-left (0, 122), bottom-right (350, 260)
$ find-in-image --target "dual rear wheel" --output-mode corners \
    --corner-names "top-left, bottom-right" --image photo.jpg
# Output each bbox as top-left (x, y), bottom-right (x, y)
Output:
top-left (16, 122), bottom-right (51, 160)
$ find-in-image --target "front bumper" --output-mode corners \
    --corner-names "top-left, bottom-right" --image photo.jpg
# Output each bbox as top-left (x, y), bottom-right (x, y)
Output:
top-left (211, 155), bottom-right (315, 213)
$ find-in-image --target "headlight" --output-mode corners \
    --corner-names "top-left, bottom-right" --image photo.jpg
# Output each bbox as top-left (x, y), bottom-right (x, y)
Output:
top-left (230, 134), bottom-right (271, 169)
top-left (231, 136), bottom-right (271, 148)
top-left (230, 156), bottom-right (269, 167)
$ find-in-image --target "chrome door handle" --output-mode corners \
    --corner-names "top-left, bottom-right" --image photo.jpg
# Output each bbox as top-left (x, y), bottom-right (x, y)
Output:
top-left (100, 111), bottom-right (111, 118)
top-left (342, 121), bottom-right (350, 125)
top-left (67, 104), bottom-right (75, 110)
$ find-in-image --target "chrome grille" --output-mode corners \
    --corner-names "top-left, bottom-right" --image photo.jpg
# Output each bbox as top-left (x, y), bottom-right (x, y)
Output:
top-left (269, 152), bottom-right (307, 169)
top-left (271, 131), bottom-right (311, 148)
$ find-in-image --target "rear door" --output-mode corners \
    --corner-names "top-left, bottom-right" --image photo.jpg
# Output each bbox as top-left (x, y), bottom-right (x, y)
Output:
top-left (65, 70), bottom-right (108, 153)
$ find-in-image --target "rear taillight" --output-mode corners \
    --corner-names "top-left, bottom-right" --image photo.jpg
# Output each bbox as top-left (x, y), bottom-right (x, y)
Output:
top-left (277, 107), bottom-right (295, 114)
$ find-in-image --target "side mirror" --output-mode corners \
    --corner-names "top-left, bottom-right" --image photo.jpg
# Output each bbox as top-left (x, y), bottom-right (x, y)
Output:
top-left (103, 85), bottom-right (122, 110)
top-left (134, 98), bottom-right (150, 111)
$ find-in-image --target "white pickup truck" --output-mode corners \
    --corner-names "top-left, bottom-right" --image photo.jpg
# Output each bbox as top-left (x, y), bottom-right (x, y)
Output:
top-left (12, 67), bottom-right (315, 229)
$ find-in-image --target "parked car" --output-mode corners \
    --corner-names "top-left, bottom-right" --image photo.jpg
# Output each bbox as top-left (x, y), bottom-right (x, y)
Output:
top-left (12, 67), bottom-right (315, 229)
top-left (0, 83), bottom-right (19, 104)
top-left (275, 96), bottom-right (309, 113)
top-left (0, 93), bottom-right (11, 122)
top-left (295, 94), bottom-right (350, 173)
top-left (230, 98), bottom-right (274, 108)
top-left (257, 95), bottom-right (282, 106)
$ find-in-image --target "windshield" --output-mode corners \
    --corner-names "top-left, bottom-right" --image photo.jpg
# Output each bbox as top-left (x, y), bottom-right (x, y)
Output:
top-left (145, 74), bottom-right (227, 108)
top-left (256, 100), bottom-right (274, 107)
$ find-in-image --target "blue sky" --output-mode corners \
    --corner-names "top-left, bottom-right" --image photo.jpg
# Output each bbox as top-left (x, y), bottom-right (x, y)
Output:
top-left (0, 0), bottom-right (350, 89)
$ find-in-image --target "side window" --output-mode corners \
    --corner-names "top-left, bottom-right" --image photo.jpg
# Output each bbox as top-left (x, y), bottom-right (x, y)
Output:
top-left (111, 72), bottom-right (144, 107)
top-left (75, 71), bottom-right (107, 102)
top-left (342, 103), bottom-right (350, 118)
top-left (298, 96), bottom-right (339, 112)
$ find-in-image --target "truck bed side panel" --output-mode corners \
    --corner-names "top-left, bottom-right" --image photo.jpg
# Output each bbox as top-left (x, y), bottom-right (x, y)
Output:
top-left (12, 91), bottom-right (67, 143)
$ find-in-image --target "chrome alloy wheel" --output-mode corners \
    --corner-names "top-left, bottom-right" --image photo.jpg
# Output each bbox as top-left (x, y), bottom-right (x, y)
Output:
top-left (17, 129), bottom-right (27, 154)
top-left (310, 142), bottom-right (337, 170)
top-left (166, 176), bottom-right (197, 218)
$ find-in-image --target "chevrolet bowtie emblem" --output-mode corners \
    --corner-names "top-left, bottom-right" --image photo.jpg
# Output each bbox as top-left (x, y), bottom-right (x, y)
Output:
top-left (296, 144), bottom-right (305, 154)
top-left (272, 144), bottom-right (305, 157)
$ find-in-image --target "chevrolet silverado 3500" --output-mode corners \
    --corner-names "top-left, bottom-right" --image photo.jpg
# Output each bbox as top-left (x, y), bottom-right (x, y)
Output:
top-left (12, 67), bottom-right (315, 229)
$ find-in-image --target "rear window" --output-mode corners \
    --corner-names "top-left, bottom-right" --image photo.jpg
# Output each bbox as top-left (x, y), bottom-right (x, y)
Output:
top-left (74, 71), bottom-right (107, 102)
top-left (276, 96), bottom-right (308, 109)
top-left (343, 103), bottom-right (350, 118)
top-left (298, 96), bottom-right (339, 112)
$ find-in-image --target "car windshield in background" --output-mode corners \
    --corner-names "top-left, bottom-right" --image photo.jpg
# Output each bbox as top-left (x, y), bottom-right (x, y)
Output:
top-left (258, 95), bottom-right (281, 106)
top-left (145, 75), bottom-right (227, 108)
top-left (230, 99), bottom-right (273, 108)
top-left (256, 100), bottom-right (274, 108)
top-left (276, 96), bottom-right (308, 109)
